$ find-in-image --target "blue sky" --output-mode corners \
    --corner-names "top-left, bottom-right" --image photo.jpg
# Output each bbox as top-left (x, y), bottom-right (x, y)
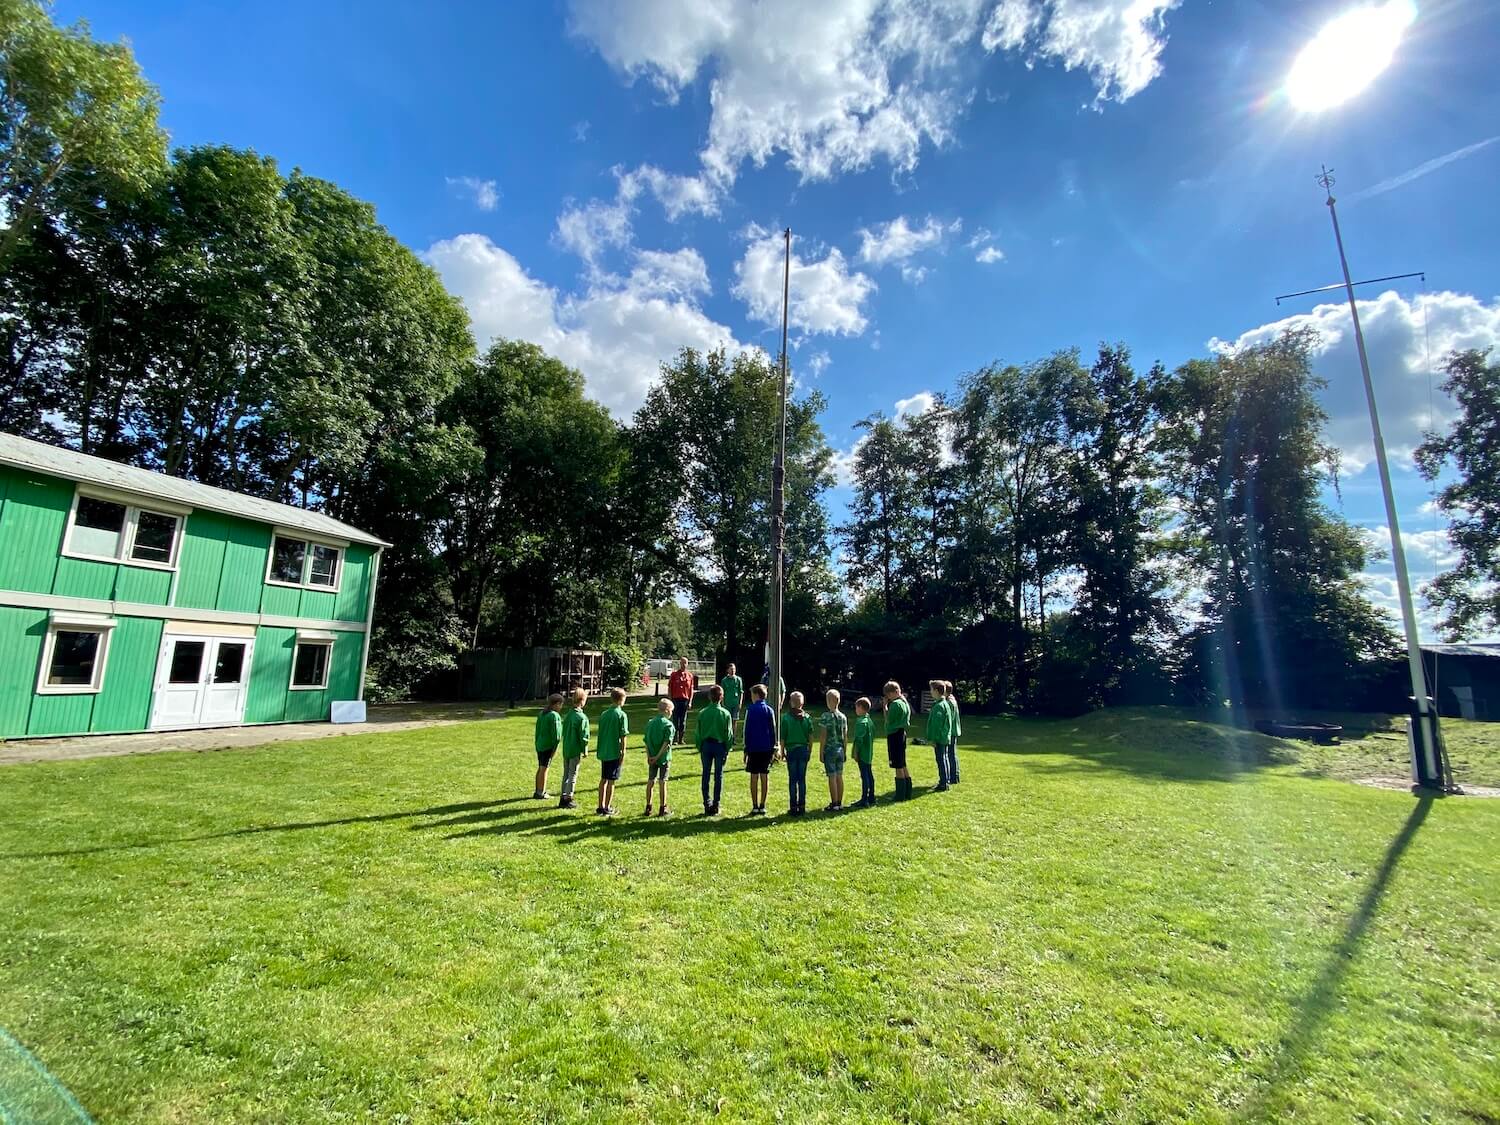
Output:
top-left (59, 0), bottom-right (1500, 636)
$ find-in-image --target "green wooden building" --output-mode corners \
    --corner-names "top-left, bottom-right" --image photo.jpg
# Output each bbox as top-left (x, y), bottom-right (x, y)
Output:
top-left (0, 433), bottom-right (386, 739)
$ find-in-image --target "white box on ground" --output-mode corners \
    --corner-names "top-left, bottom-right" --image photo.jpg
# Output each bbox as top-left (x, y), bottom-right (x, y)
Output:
top-left (330, 700), bottom-right (367, 724)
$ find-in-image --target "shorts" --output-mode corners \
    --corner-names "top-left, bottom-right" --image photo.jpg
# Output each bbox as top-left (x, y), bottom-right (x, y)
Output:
top-left (823, 748), bottom-right (846, 775)
top-left (746, 749), bottom-right (774, 775)
top-left (886, 728), bottom-right (908, 770)
top-left (536, 748), bottom-right (556, 767)
top-left (648, 758), bottom-right (671, 782)
top-left (599, 758), bottom-right (622, 782)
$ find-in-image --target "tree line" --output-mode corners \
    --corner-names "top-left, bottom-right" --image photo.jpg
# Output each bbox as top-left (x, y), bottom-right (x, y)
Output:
top-left (4, 0), bottom-right (1496, 711)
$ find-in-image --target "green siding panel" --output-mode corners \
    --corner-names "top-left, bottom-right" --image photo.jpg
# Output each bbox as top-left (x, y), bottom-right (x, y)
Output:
top-left (0, 470), bottom-right (67, 593)
top-left (334, 547), bottom-right (372, 623)
top-left (174, 511), bottom-right (230, 610)
top-left (329, 631), bottom-right (363, 699)
top-left (90, 616), bottom-right (164, 733)
top-left (283, 685), bottom-right (328, 723)
top-left (219, 521), bottom-right (271, 613)
top-left (245, 626), bottom-right (294, 724)
top-left (114, 565), bottom-right (172, 606)
top-left (298, 589), bottom-right (336, 619)
top-left (27, 691), bottom-right (95, 737)
top-left (0, 606), bottom-right (46, 738)
top-left (260, 584), bottom-right (301, 618)
top-left (53, 556), bottom-right (119, 601)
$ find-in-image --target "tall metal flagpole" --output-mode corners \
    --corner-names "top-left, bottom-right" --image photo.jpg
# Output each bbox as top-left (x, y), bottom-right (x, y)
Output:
top-left (1317, 167), bottom-right (1445, 790)
top-left (768, 228), bottom-right (792, 727)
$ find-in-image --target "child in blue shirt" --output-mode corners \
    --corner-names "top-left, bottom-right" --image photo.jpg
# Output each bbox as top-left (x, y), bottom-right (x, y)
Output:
top-left (742, 683), bottom-right (776, 816)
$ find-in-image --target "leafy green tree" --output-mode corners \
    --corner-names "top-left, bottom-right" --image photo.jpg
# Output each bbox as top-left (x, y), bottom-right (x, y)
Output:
top-left (0, 0), bottom-right (166, 269)
top-left (1064, 344), bottom-right (1177, 704)
top-left (1415, 348), bottom-right (1500, 638)
top-left (641, 347), bottom-right (835, 677)
top-left (840, 415), bottom-right (916, 614)
top-left (1158, 329), bottom-right (1398, 712)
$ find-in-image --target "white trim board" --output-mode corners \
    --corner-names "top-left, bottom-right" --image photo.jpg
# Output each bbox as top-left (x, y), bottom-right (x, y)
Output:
top-left (1, 590), bottom-right (367, 634)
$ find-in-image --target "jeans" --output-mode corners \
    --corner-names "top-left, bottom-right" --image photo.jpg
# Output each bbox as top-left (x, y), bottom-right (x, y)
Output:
top-left (946, 740), bottom-right (960, 784)
top-left (699, 739), bottom-right (728, 807)
top-left (671, 697), bottom-right (690, 739)
top-left (857, 759), bottom-right (876, 803)
top-left (785, 747), bottom-right (811, 807)
top-left (560, 754), bottom-right (582, 798)
top-left (933, 744), bottom-right (950, 785)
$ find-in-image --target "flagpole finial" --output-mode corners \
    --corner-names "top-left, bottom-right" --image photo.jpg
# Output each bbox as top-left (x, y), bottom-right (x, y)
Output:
top-left (1316, 165), bottom-right (1336, 204)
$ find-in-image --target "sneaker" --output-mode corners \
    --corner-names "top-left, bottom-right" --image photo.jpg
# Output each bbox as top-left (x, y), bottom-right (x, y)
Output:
top-left (704, 805), bottom-right (713, 816)
top-left (559, 796), bottom-right (575, 809)
top-left (935, 782), bottom-right (950, 792)
top-left (659, 806), bottom-right (671, 817)
top-left (596, 807), bottom-right (608, 815)
top-left (531, 791), bottom-right (547, 800)
top-left (824, 802), bottom-right (838, 812)
top-left (605, 806), bottom-right (618, 816)
top-left (710, 802), bottom-right (721, 816)
top-left (644, 804), bottom-right (653, 817)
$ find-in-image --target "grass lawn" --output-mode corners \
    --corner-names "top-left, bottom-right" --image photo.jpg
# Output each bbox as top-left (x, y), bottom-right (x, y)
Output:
top-left (2, 703), bottom-right (1497, 1123)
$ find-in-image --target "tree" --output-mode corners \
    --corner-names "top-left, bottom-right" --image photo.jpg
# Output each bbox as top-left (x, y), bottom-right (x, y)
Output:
top-left (1064, 344), bottom-right (1176, 704)
top-left (1415, 348), bottom-right (1500, 638)
top-left (1158, 329), bottom-right (1398, 712)
top-left (641, 347), bottom-right (835, 678)
top-left (840, 415), bottom-right (917, 615)
top-left (0, 0), bottom-right (166, 269)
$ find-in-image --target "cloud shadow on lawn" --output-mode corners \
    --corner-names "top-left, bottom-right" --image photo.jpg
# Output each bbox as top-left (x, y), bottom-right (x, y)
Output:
top-left (0, 799), bottom-right (525, 860)
top-left (961, 709), bottom-right (1300, 784)
top-left (1238, 793), bottom-right (1434, 1119)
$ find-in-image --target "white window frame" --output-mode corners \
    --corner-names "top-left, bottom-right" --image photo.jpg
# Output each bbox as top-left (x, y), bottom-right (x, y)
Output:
top-left (264, 529), bottom-right (346, 593)
top-left (36, 611), bottom-right (118, 695)
top-left (61, 486), bottom-right (189, 572)
top-left (289, 629), bottom-right (336, 691)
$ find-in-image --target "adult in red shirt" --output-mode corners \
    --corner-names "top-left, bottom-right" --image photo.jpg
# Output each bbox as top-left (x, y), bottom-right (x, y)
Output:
top-left (668, 657), bottom-right (695, 739)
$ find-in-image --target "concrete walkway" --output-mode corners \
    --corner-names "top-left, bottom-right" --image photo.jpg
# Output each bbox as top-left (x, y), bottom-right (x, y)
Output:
top-left (0, 702), bottom-right (507, 766)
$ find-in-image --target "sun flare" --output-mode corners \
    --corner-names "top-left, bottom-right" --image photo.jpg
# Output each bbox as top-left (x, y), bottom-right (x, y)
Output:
top-left (1285, 0), bottom-right (1418, 111)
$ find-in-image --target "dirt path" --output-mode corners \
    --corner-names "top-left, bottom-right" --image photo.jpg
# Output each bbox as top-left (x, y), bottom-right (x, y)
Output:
top-left (0, 703), bottom-right (507, 766)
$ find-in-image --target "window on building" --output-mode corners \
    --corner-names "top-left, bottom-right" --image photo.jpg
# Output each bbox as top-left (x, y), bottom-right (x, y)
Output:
top-left (65, 491), bottom-right (184, 568)
top-left (267, 534), bottom-right (343, 591)
top-left (291, 641), bottom-right (332, 690)
top-left (37, 615), bottom-right (117, 694)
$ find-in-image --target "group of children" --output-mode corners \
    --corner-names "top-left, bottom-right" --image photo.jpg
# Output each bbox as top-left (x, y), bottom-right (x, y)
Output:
top-left (530, 671), bottom-right (964, 818)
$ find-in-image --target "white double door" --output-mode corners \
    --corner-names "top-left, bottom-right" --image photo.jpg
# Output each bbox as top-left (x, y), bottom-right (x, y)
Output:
top-left (150, 632), bottom-right (255, 729)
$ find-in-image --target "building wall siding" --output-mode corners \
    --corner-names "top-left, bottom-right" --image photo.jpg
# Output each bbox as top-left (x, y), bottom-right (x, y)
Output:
top-left (0, 606), bottom-right (46, 737)
top-left (174, 511), bottom-right (231, 609)
top-left (0, 469), bottom-right (67, 593)
top-left (245, 626), bottom-right (295, 724)
top-left (335, 548), bottom-right (372, 623)
top-left (90, 617), bottom-right (165, 733)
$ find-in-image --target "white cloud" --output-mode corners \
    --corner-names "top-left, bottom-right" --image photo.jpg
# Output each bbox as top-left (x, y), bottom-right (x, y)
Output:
top-left (983, 0), bottom-right (1182, 104)
top-left (569, 0), bottom-right (1178, 191)
top-left (1212, 290), bottom-right (1500, 472)
top-left (425, 234), bottom-right (743, 417)
top-left (1359, 525), bottom-right (1459, 570)
top-left (555, 193), bottom-right (633, 266)
top-left (446, 176), bottom-right (500, 211)
top-left (622, 164), bottom-right (721, 220)
top-left (975, 245), bottom-right (1005, 263)
top-left (829, 433), bottom-right (867, 487)
top-left (806, 350), bottom-right (833, 377)
top-left (858, 215), bottom-right (957, 267)
top-left (733, 224), bottom-right (876, 337)
top-left (895, 390), bottom-right (937, 418)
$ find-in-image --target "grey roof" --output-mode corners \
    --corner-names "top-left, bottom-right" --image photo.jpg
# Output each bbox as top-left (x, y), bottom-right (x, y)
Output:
top-left (0, 432), bottom-right (388, 548)
top-left (1423, 642), bottom-right (1500, 659)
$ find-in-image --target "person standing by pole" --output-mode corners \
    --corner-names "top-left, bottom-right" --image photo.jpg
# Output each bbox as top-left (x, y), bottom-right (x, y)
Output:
top-left (668, 656), bottom-right (695, 741)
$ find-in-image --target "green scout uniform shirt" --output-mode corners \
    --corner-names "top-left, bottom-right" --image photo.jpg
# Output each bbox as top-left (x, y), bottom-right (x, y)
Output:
top-left (535, 709), bottom-right (563, 753)
top-left (561, 707), bottom-right (590, 759)
top-left (720, 674), bottom-right (744, 713)
top-left (949, 696), bottom-right (962, 739)
top-left (925, 698), bottom-right (954, 744)
top-left (781, 710), bottom-right (816, 751)
top-left (645, 714), bottom-right (675, 763)
top-left (853, 714), bottom-right (876, 763)
top-left (696, 703), bottom-right (733, 748)
top-left (885, 696), bottom-right (911, 734)
top-left (819, 708), bottom-right (848, 749)
top-left (596, 705), bottom-right (628, 762)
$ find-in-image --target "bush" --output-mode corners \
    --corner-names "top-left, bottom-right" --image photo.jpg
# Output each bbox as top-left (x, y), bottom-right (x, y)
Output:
top-left (604, 641), bottom-right (646, 691)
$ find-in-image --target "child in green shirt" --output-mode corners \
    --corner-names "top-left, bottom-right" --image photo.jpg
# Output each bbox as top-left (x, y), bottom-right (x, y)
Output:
top-left (720, 662), bottom-right (744, 720)
top-left (819, 688), bottom-right (848, 811)
top-left (533, 692), bottom-right (564, 799)
top-left (595, 687), bottom-right (629, 816)
top-left (883, 680), bottom-right (913, 800)
top-left (558, 687), bottom-right (590, 810)
top-left (781, 691), bottom-right (816, 816)
top-left (696, 684), bottom-right (734, 816)
top-left (925, 679), bottom-right (954, 791)
top-left (852, 696), bottom-right (877, 807)
top-left (644, 697), bottom-right (675, 817)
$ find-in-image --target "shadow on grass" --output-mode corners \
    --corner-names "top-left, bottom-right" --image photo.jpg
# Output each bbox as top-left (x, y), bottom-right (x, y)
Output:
top-left (961, 709), bottom-right (1300, 784)
top-left (0, 799), bottom-right (524, 860)
top-left (1239, 794), bottom-right (1434, 1121)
